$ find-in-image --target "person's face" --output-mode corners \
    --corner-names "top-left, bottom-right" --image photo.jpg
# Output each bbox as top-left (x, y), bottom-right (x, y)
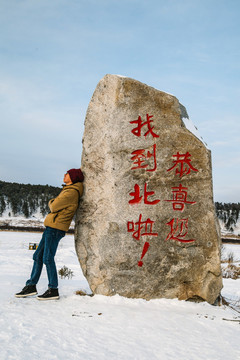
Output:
top-left (63, 173), bottom-right (72, 185)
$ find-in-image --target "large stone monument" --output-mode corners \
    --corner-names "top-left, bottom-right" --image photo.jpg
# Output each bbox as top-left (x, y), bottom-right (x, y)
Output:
top-left (75, 74), bottom-right (222, 304)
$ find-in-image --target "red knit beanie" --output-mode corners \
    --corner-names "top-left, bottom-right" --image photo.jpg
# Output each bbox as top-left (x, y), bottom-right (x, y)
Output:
top-left (67, 168), bottom-right (84, 183)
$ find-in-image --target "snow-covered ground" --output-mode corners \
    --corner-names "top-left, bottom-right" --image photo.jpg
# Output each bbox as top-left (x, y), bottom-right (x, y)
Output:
top-left (0, 214), bottom-right (74, 231)
top-left (0, 231), bottom-right (239, 360)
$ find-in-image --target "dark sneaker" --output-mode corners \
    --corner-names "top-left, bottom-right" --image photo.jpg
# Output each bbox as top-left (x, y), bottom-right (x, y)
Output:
top-left (37, 288), bottom-right (59, 301)
top-left (15, 285), bottom-right (37, 298)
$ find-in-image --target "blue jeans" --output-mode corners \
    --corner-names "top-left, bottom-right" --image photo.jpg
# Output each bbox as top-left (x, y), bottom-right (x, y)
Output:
top-left (26, 227), bottom-right (65, 289)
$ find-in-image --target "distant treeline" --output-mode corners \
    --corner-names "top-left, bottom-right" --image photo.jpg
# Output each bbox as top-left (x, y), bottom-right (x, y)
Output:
top-left (0, 180), bottom-right (61, 218)
top-left (0, 180), bottom-right (240, 232)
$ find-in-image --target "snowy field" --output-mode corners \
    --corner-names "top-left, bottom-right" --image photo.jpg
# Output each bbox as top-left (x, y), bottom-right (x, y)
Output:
top-left (0, 231), bottom-right (239, 360)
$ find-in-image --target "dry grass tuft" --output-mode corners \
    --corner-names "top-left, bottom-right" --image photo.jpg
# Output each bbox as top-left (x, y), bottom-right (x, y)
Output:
top-left (58, 265), bottom-right (74, 279)
top-left (75, 290), bottom-right (93, 297)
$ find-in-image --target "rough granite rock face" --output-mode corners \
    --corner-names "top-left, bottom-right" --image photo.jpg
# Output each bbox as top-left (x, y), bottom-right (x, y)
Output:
top-left (75, 74), bottom-right (222, 304)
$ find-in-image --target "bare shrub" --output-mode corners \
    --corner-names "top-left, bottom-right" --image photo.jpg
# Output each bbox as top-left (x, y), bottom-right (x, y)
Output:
top-left (58, 265), bottom-right (74, 279)
top-left (227, 251), bottom-right (235, 264)
top-left (222, 264), bottom-right (240, 279)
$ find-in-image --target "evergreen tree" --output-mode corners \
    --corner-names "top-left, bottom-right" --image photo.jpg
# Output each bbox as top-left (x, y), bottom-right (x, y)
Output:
top-left (22, 200), bottom-right (30, 218)
top-left (0, 196), bottom-right (6, 215)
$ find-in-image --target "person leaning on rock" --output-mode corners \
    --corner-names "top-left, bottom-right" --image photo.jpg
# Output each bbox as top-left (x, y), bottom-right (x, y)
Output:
top-left (15, 168), bottom-right (84, 301)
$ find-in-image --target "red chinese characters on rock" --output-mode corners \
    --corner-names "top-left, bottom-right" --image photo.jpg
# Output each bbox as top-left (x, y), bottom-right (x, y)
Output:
top-left (165, 152), bottom-right (198, 243)
top-left (165, 184), bottom-right (196, 211)
top-left (127, 114), bottom-right (199, 265)
top-left (127, 214), bottom-right (158, 241)
top-left (165, 218), bottom-right (195, 243)
top-left (129, 114), bottom-right (159, 138)
top-left (167, 151), bottom-right (198, 178)
top-left (131, 144), bottom-right (157, 172)
top-left (127, 214), bottom-right (158, 267)
top-left (129, 183), bottom-right (160, 205)
top-left (128, 113), bottom-right (160, 266)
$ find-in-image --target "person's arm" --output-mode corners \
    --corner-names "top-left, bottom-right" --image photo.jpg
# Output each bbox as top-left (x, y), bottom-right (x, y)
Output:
top-left (48, 190), bottom-right (77, 213)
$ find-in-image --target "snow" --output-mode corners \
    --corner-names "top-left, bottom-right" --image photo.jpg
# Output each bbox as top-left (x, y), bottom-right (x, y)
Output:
top-left (0, 213), bottom-right (75, 230)
top-left (0, 215), bottom-right (44, 230)
top-left (0, 205), bottom-right (45, 229)
top-left (182, 117), bottom-right (208, 148)
top-left (0, 231), bottom-right (240, 360)
top-left (114, 74), bottom-right (127, 78)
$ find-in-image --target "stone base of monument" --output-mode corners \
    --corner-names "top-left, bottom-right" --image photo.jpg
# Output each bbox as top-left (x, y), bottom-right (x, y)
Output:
top-left (75, 74), bottom-right (222, 304)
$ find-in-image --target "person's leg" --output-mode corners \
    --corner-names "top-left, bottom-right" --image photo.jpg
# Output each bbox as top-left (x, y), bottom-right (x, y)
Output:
top-left (26, 230), bottom-right (46, 286)
top-left (42, 227), bottom-right (65, 289)
top-left (15, 230), bottom-right (46, 297)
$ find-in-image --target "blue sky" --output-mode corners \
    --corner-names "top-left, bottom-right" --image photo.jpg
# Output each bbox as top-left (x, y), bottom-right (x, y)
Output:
top-left (0, 0), bottom-right (239, 202)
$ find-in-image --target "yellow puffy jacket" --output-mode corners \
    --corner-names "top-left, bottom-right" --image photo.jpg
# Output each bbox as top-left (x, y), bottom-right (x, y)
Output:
top-left (44, 182), bottom-right (83, 232)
